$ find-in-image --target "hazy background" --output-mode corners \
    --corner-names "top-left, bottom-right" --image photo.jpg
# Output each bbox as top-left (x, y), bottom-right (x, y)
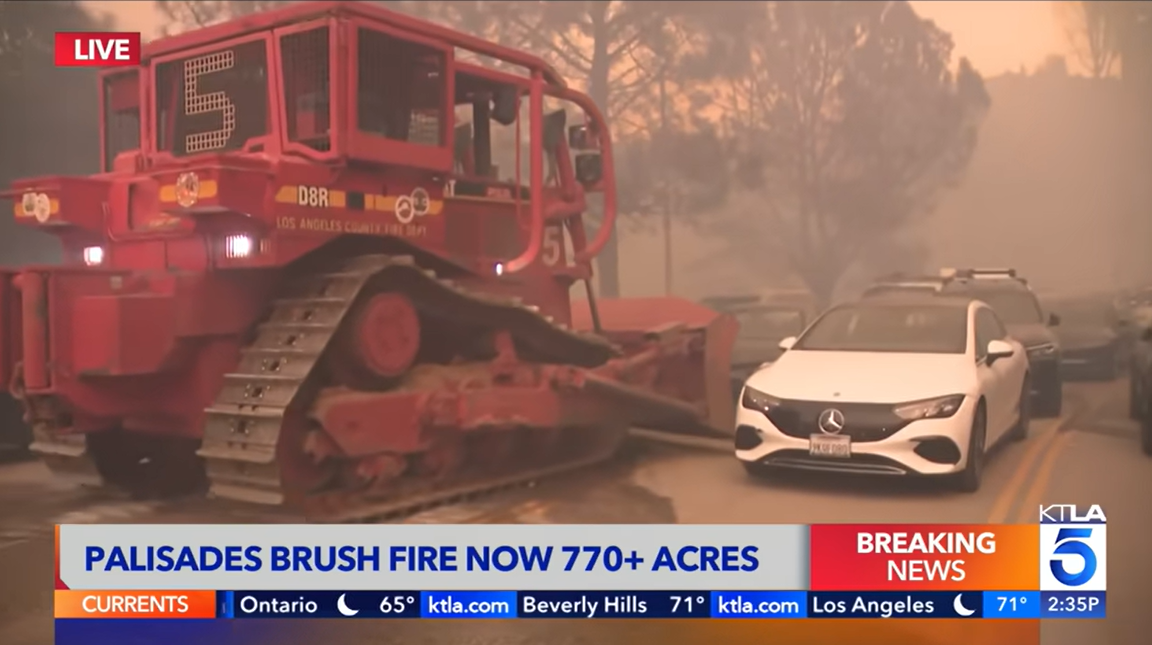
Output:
top-left (83, 1), bottom-right (1071, 76)
top-left (28, 2), bottom-right (1152, 302)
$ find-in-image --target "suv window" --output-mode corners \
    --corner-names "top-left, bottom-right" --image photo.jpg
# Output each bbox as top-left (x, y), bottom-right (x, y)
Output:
top-left (977, 307), bottom-right (1008, 340)
top-left (973, 312), bottom-right (990, 360)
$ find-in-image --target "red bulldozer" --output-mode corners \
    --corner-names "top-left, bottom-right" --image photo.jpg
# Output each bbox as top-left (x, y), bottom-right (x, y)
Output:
top-left (0, 1), bottom-right (736, 521)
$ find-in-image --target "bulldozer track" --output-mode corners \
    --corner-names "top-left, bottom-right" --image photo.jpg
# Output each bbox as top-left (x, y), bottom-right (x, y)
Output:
top-left (21, 256), bottom-right (629, 526)
top-left (27, 254), bottom-right (625, 523)
top-left (194, 253), bottom-right (621, 523)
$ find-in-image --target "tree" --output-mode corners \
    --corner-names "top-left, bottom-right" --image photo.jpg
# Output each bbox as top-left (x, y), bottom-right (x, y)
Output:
top-left (155, 1), bottom-right (491, 34)
top-left (0, 1), bottom-right (110, 264)
top-left (1035, 54), bottom-right (1070, 77)
top-left (477, 1), bottom-right (711, 297)
top-left (155, 0), bottom-right (287, 32)
top-left (615, 126), bottom-right (732, 294)
top-left (705, 1), bottom-right (989, 305)
top-left (1055, 1), bottom-right (1124, 78)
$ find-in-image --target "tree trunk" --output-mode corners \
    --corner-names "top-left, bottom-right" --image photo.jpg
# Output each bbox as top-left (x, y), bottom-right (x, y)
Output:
top-left (795, 259), bottom-right (840, 311)
top-left (1119, 7), bottom-right (1152, 281)
top-left (586, 6), bottom-right (619, 298)
top-left (659, 72), bottom-right (673, 296)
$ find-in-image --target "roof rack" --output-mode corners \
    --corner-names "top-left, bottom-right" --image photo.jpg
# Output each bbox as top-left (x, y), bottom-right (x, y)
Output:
top-left (944, 267), bottom-right (1018, 278)
top-left (939, 268), bottom-right (1028, 285)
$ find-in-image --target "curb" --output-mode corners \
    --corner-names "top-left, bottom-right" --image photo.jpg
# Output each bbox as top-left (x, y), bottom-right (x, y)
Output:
top-left (628, 428), bottom-right (733, 453)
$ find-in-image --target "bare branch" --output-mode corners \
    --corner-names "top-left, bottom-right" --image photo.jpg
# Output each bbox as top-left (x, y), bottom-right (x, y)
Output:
top-left (1054, 1), bottom-right (1122, 77)
top-left (504, 13), bottom-right (592, 72)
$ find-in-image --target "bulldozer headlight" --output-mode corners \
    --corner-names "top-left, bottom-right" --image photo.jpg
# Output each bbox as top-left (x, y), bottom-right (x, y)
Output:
top-left (224, 234), bottom-right (254, 259)
top-left (82, 246), bottom-right (105, 266)
top-left (175, 172), bottom-right (200, 208)
top-left (21, 192), bottom-right (51, 223)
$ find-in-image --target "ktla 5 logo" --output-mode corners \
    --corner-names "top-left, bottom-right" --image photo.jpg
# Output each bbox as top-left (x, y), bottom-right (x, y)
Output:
top-left (1039, 504), bottom-right (1107, 592)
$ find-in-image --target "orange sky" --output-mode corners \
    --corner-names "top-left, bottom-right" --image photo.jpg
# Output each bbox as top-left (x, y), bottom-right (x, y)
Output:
top-left (84, 0), bottom-right (1072, 77)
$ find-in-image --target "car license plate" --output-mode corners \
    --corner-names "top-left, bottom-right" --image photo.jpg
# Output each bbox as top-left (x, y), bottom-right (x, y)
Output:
top-left (809, 434), bottom-right (851, 458)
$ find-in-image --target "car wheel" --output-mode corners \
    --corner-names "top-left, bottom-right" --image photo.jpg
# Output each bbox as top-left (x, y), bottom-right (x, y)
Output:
top-left (1009, 376), bottom-right (1031, 442)
top-left (1037, 384), bottom-right (1063, 418)
top-left (742, 461), bottom-right (772, 479)
top-left (1131, 374), bottom-right (1144, 420)
top-left (1142, 405), bottom-right (1152, 457)
top-left (953, 404), bottom-right (987, 493)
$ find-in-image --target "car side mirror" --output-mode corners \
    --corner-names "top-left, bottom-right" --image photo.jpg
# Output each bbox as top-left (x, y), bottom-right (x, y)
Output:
top-left (1048, 313), bottom-right (1061, 326)
top-left (778, 336), bottom-right (797, 351)
top-left (575, 153), bottom-right (602, 185)
top-left (987, 339), bottom-right (1014, 360)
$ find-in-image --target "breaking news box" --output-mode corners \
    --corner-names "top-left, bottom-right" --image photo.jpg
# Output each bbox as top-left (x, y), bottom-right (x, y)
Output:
top-left (53, 512), bottom-right (1105, 645)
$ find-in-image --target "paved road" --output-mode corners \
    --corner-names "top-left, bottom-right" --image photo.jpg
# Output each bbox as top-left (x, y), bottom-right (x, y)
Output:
top-left (0, 381), bottom-right (1147, 644)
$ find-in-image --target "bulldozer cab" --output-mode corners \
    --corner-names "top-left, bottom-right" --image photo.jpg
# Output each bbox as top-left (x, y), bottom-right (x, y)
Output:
top-left (86, 1), bottom-right (616, 277)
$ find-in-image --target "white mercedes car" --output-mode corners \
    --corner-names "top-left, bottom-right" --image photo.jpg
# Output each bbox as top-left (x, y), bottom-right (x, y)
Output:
top-left (734, 295), bottom-right (1030, 492)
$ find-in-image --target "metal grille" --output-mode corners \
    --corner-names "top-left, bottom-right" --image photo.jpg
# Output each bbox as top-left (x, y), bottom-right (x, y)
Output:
top-left (483, 214), bottom-right (521, 259)
top-left (281, 27), bottom-right (331, 151)
top-left (156, 40), bottom-right (269, 156)
top-left (102, 71), bottom-right (140, 170)
top-left (357, 28), bottom-right (444, 146)
top-left (766, 400), bottom-right (910, 443)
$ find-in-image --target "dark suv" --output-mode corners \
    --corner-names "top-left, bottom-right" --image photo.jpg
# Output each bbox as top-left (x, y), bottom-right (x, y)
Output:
top-left (702, 291), bottom-right (816, 401)
top-left (863, 269), bottom-right (1063, 416)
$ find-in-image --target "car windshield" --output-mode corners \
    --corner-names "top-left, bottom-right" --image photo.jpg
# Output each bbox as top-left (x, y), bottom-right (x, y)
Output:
top-left (965, 290), bottom-right (1043, 325)
top-left (794, 304), bottom-right (968, 354)
top-left (735, 309), bottom-right (806, 340)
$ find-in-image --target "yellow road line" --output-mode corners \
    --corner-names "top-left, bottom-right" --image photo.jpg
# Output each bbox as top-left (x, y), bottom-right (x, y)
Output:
top-left (988, 385), bottom-right (1111, 524)
top-left (1014, 431), bottom-right (1073, 523)
top-left (986, 424), bottom-right (1062, 524)
top-left (986, 390), bottom-right (1092, 524)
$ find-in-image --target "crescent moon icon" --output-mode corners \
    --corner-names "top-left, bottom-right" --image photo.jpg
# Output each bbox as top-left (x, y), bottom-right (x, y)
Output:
top-left (337, 593), bottom-right (359, 617)
top-left (953, 593), bottom-right (975, 617)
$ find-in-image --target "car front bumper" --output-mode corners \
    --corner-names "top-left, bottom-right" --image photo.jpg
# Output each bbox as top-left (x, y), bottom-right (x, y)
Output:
top-left (734, 396), bottom-right (978, 476)
top-left (1028, 355), bottom-right (1061, 397)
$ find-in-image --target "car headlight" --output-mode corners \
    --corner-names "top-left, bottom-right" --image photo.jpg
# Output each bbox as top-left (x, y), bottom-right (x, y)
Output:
top-left (1027, 343), bottom-right (1058, 358)
top-left (893, 394), bottom-right (965, 421)
top-left (741, 386), bottom-right (781, 416)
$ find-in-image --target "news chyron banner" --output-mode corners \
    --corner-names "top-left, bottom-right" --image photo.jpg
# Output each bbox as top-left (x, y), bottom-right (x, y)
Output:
top-left (52, 512), bottom-right (1102, 641)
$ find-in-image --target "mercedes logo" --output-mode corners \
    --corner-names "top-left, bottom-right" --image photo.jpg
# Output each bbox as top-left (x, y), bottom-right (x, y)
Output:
top-left (818, 408), bottom-right (846, 434)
